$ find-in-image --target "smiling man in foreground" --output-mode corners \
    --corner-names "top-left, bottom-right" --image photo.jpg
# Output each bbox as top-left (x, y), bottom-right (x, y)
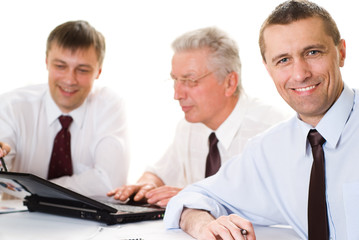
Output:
top-left (164, 1), bottom-right (359, 239)
top-left (0, 20), bottom-right (129, 197)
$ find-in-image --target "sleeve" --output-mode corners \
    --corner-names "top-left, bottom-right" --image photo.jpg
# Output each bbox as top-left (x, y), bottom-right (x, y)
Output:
top-left (52, 87), bottom-right (130, 197)
top-left (0, 92), bottom-right (21, 170)
top-left (164, 138), bottom-right (282, 229)
top-left (145, 119), bottom-right (188, 187)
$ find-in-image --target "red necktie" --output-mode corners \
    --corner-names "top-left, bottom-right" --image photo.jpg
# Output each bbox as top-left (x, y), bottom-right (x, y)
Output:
top-left (47, 115), bottom-right (73, 180)
top-left (205, 132), bottom-right (221, 177)
top-left (307, 129), bottom-right (329, 240)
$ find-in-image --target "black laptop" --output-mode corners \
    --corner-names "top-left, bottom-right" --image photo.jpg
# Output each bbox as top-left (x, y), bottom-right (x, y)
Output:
top-left (0, 171), bottom-right (165, 225)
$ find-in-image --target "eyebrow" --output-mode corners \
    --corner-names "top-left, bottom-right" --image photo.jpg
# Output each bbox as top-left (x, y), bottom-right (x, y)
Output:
top-left (271, 53), bottom-right (289, 64)
top-left (52, 59), bottom-right (93, 69)
top-left (52, 59), bottom-right (66, 64)
top-left (170, 72), bottom-right (195, 79)
top-left (302, 44), bottom-right (327, 52)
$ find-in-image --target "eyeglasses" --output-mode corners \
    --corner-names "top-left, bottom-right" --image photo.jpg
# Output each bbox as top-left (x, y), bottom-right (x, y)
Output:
top-left (171, 71), bottom-right (213, 88)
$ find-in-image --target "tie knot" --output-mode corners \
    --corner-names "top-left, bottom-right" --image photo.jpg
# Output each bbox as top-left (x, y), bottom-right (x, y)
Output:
top-left (308, 129), bottom-right (326, 147)
top-left (209, 132), bottom-right (219, 147)
top-left (59, 115), bottom-right (73, 129)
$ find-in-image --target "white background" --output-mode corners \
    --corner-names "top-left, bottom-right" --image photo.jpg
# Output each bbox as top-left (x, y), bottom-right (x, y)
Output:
top-left (0, 0), bottom-right (358, 182)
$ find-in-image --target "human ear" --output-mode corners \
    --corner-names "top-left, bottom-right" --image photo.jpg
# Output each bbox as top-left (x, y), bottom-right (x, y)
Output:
top-left (224, 72), bottom-right (238, 97)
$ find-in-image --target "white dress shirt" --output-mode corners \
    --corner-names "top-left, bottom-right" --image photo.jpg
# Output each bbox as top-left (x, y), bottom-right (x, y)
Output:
top-left (164, 85), bottom-right (359, 240)
top-left (147, 92), bottom-right (292, 187)
top-left (0, 84), bottom-right (129, 197)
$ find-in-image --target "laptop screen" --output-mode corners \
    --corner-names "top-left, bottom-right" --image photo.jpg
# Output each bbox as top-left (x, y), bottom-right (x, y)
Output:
top-left (0, 172), bottom-right (116, 212)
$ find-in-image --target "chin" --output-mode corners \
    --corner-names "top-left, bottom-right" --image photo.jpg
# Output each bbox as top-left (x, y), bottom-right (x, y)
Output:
top-left (185, 116), bottom-right (201, 123)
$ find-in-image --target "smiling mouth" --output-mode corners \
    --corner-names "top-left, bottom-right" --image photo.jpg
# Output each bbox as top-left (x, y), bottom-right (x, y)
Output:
top-left (293, 84), bottom-right (318, 92)
top-left (59, 86), bottom-right (77, 94)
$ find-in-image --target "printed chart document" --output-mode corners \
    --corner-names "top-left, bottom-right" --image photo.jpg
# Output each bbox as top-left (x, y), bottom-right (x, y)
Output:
top-left (0, 199), bottom-right (27, 214)
top-left (0, 179), bottom-right (28, 213)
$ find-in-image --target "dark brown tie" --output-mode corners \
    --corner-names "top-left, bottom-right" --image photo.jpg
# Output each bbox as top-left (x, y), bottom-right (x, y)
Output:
top-left (307, 129), bottom-right (329, 240)
top-left (205, 132), bottom-right (221, 177)
top-left (47, 115), bottom-right (73, 180)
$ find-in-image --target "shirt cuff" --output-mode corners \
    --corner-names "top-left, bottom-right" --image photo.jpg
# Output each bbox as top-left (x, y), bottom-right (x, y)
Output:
top-left (164, 186), bottom-right (229, 229)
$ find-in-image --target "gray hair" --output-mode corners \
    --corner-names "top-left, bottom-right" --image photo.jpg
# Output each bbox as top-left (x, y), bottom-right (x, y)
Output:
top-left (172, 27), bottom-right (242, 94)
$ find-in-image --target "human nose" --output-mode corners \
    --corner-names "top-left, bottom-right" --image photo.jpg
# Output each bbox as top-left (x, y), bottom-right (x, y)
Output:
top-left (292, 58), bottom-right (311, 82)
top-left (63, 68), bottom-right (77, 85)
top-left (174, 81), bottom-right (187, 100)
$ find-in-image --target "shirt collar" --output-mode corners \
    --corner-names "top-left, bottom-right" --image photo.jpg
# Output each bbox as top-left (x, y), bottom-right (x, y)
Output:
top-left (45, 88), bottom-right (88, 129)
top-left (298, 84), bottom-right (355, 154)
top-left (316, 84), bottom-right (354, 148)
top-left (215, 92), bottom-right (247, 150)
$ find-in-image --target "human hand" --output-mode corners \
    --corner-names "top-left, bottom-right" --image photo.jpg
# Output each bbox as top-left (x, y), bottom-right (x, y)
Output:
top-left (180, 208), bottom-right (255, 240)
top-left (0, 142), bottom-right (10, 158)
top-left (107, 183), bottom-right (157, 202)
top-left (200, 214), bottom-right (255, 240)
top-left (145, 185), bottom-right (183, 207)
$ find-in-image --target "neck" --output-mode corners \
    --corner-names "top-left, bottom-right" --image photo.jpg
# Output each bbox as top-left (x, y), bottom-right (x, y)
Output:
top-left (206, 95), bottom-right (239, 130)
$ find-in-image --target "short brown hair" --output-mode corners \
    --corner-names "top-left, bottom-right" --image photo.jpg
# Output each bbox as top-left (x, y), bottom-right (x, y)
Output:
top-left (46, 20), bottom-right (106, 66)
top-left (259, 0), bottom-right (340, 63)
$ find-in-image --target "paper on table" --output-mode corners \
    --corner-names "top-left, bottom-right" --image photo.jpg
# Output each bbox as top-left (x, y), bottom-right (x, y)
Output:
top-left (0, 200), bottom-right (27, 214)
top-left (0, 178), bottom-right (30, 199)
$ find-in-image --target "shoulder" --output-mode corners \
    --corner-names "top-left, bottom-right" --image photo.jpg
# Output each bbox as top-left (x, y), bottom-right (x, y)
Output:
top-left (88, 84), bottom-right (124, 102)
top-left (0, 84), bottom-right (47, 108)
top-left (354, 88), bottom-right (359, 106)
top-left (248, 116), bottom-right (297, 146)
top-left (86, 84), bottom-right (126, 111)
top-left (240, 93), bottom-right (293, 123)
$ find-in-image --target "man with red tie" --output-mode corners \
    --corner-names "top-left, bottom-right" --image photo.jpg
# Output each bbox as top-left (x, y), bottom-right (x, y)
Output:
top-left (0, 21), bottom-right (129, 197)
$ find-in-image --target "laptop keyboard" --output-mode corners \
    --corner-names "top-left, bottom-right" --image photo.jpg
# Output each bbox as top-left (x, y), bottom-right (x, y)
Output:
top-left (104, 202), bottom-right (157, 213)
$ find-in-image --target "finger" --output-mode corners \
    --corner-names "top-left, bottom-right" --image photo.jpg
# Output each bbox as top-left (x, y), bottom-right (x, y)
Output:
top-left (111, 185), bottom-right (138, 201)
top-left (119, 186), bottom-right (141, 201)
top-left (107, 187), bottom-right (121, 196)
top-left (0, 143), bottom-right (10, 155)
top-left (153, 197), bottom-right (170, 208)
top-left (197, 231), bottom-right (218, 240)
top-left (214, 216), bottom-right (245, 240)
top-left (0, 148), bottom-right (7, 158)
top-left (146, 186), bottom-right (181, 198)
top-left (228, 214), bottom-right (255, 240)
top-left (134, 185), bottom-right (156, 201)
top-left (206, 219), bottom-right (235, 240)
top-left (147, 189), bottom-right (179, 205)
top-left (146, 186), bottom-right (169, 198)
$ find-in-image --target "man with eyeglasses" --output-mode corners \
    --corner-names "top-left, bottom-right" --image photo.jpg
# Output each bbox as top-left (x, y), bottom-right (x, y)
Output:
top-left (164, 0), bottom-right (359, 239)
top-left (108, 27), bottom-right (291, 207)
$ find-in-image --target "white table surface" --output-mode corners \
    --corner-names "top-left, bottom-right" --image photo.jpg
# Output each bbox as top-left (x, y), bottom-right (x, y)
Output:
top-left (0, 200), bottom-right (302, 240)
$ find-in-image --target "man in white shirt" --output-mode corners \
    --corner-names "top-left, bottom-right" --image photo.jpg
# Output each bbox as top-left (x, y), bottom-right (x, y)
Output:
top-left (108, 27), bottom-right (290, 207)
top-left (164, 1), bottom-right (357, 239)
top-left (0, 20), bottom-right (129, 197)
